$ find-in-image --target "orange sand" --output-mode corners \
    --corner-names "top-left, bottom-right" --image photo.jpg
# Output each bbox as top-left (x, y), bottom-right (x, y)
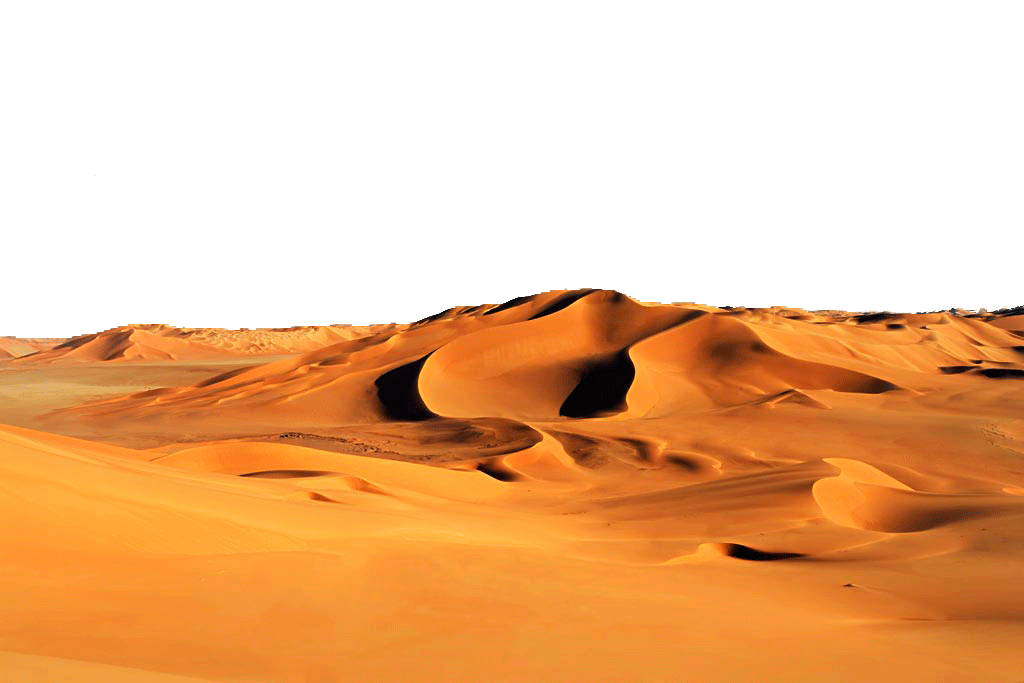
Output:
top-left (2, 290), bottom-right (1023, 681)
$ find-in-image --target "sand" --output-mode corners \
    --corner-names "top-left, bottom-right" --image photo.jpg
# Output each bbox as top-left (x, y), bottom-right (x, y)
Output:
top-left (1, 290), bottom-right (1023, 681)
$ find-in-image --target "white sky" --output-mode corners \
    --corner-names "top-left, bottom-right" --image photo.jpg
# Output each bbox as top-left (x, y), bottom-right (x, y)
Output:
top-left (2, 2), bottom-right (1022, 337)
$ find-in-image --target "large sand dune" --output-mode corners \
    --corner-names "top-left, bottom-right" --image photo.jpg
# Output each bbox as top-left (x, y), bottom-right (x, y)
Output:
top-left (2, 290), bottom-right (1024, 681)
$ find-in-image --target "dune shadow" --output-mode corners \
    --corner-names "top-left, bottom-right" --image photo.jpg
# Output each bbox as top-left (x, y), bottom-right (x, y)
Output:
top-left (978, 368), bottom-right (1024, 379)
top-left (560, 350), bottom-right (636, 418)
top-left (240, 469), bottom-right (332, 479)
top-left (528, 289), bottom-right (598, 320)
top-left (483, 295), bottom-right (535, 316)
top-left (475, 460), bottom-right (521, 482)
top-left (718, 543), bottom-right (805, 561)
top-left (375, 355), bottom-right (436, 421)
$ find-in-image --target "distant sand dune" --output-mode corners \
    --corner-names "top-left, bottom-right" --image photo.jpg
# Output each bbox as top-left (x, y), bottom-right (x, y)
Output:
top-left (6, 323), bottom-right (403, 364)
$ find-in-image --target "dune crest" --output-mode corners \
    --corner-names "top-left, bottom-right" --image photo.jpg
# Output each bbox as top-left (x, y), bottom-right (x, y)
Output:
top-left (44, 290), bottom-right (1024, 437)
top-left (7, 323), bottom-right (403, 364)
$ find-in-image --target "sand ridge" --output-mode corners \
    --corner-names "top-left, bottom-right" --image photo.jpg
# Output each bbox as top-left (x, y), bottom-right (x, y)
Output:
top-left (43, 289), bottom-right (1024, 434)
top-left (5, 323), bottom-right (404, 364)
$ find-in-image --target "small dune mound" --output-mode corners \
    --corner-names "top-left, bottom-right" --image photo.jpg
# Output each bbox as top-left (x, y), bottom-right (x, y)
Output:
top-left (486, 433), bottom-right (589, 483)
top-left (749, 389), bottom-right (830, 410)
top-left (153, 442), bottom-right (354, 475)
top-left (697, 542), bottom-right (805, 561)
top-left (662, 451), bottom-right (722, 474)
top-left (302, 491), bottom-right (340, 503)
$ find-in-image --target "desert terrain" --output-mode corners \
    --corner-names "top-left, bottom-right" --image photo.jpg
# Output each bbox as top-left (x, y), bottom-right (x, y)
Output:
top-left (2, 289), bottom-right (1023, 682)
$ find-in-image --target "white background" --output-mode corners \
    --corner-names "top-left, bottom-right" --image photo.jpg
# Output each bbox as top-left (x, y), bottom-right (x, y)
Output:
top-left (2, 2), bottom-right (1022, 337)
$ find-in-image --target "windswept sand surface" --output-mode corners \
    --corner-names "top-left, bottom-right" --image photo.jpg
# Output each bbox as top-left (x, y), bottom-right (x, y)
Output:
top-left (2, 290), bottom-right (1024, 681)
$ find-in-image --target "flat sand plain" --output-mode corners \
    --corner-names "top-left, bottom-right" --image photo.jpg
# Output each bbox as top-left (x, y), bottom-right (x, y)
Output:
top-left (2, 290), bottom-right (1023, 682)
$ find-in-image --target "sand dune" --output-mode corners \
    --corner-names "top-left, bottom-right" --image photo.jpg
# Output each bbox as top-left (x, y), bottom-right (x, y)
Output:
top-left (2, 290), bottom-right (1024, 681)
top-left (7, 323), bottom-right (402, 364)
top-left (0, 337), bottom-right (64, 360)
top-left (46, 290), bottom-right (1024, 437)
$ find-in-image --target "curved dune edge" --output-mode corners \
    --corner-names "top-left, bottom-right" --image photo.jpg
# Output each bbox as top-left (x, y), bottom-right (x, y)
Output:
top-left (813, 458), bottom-right (1024, 533)
top-left (495, 431), bottom-right (590, 483)
top-left (664, 542), bottom-right (806, 565)
top-left (155, 441), bottom-right (514, 502)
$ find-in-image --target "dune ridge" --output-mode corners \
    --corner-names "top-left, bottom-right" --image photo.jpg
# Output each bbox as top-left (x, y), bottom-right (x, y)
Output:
top-left (48, 290), bottom-right (1024, 434)
top-left (5, 323), bottom-right (404, 364)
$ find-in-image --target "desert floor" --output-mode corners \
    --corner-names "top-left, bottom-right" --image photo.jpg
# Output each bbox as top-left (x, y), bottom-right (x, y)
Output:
top-left (2, 290), bottom-right (1023, 682)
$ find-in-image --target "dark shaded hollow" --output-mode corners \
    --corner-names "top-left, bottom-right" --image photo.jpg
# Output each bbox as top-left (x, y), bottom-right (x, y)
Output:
top-left (854, 312), bottom-right (898, 324)
top-left (559, 350), bottom-right (636, 418)
top-left (410, 418), bottom-right (544, 456)
top-left (484, 295), bottom-right (535, 316)
top-left (194, 365), bottom-right (259, 388)
top-left (849, 376), bottom-right (899, 394)
top-left (475, 461), bottom-right (520, 482)
top-left (978, 368), bottom-right (1024, 379)
top-left (240, 469), bottom-right (331, 479)
top-left (664, 454), bottom-right (704, 472)
top-left (375, 355), bottom-right (436, 421)
top-left (940, 366), bottom-right (975, 375)
top-left (412, 307), bottom-right (456, 326)
top-left (528, 289), bottom-right (598, 320)
top-left (720, 543), bottom-right (804, 561)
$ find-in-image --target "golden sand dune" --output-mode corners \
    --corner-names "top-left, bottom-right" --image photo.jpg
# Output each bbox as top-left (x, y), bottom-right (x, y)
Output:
top-left (2, 290), bottom-right (1024, 681)
top-left (48, 290), bottom-right (1024, 434)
